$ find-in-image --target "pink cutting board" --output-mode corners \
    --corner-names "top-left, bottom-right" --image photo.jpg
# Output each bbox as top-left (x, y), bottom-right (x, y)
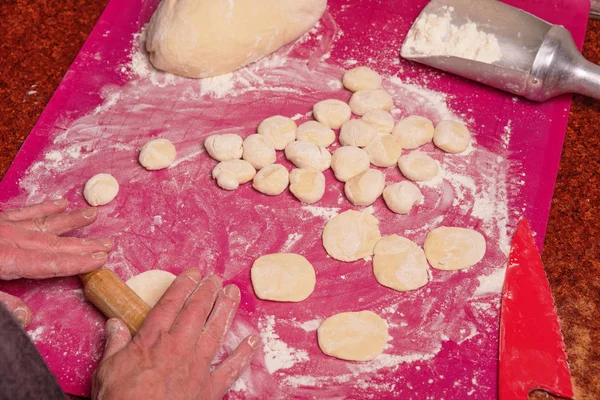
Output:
top-left (0, 0), bottom-right (589, 398)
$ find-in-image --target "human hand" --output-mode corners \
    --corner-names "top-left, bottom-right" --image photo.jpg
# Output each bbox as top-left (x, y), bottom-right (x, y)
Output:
top-left (92, 270), bottom-right (259, 400)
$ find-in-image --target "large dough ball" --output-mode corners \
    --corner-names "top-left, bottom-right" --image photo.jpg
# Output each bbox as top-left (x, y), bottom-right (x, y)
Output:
top-left (362, 109), bottom-right (394, 133)
top-left (373, 235), bottom-right (429, 292)
top-left (83, 173), bottom-right (119, 206)
top-left (392, 116), bottom-right (434, 150)
top-left (146, 0), bottom-right (327, 78)
top-left (257, 116), bottom-right (297, 150)
top-left (289, 168), bottom-right (326, 204)
top-left (342, 66), bottom-right (382, 92)
top-left (252, 164), bottom-right (289, 196)
top-left (344, 169), bottom-right (385, 206)
top-left (398, 151), bottom-right (439, 182)
top-left (339, 119), bottom-right (377, 147)
top-left (364, 135), bottom-right (403, 167)
top-left (423, 227), bottom-right (486, 270)
top-left (251, 253), bottom-right (316, 302)
top-left (313, 99), bottom-right (352, 129)
top-left (242, 134), bottom-right (276, 170)
top-left (330, 146), bottom-right (370, 182)
top-left (204, 134), bottom-right (243, 161)
top-left (383, 181), bottom-right (423, 214)
top-left (284, 141), bottom-right (331, 171)
top-left (348, 89), bottom-right (393, 116)
top-left (139, 138), bottom-right (177, 170)
top-left (322, 209), bottom-right (381, 262)
top-left (433, 120), bottom-right (471, 153)
top-left (126, 270), bottom-right (177, 308)
top-left (212, 159), bottom-right (256, 190)
top-left (296, 121), bottom-right (336, 148)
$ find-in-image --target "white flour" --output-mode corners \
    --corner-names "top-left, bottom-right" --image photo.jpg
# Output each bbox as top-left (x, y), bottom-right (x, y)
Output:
top-left (259, 315), bottom-right (310, 374)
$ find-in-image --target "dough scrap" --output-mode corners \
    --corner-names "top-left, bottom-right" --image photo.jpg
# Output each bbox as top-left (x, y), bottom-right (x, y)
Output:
top-left (204, 134), bottom-right (243, 161)
top-left (257, 116), bottom-right (297, 150)
top-left (289, 168), bottom-right (326, 204)
top-left (344, 169), bottom-right (385, 207)
top-left (284, 141), bottom-right (331, 172)
top-left (362, 109), bottom-right (394, 133)
top-left (339, 119), bottom-right (377, 147)
top-left (365, 134), bottom-right (403, 167)
top-left (433, 120), bottom-right (471, 154)
top-left (313, 99), bottom-right (352, 129)
top-left (373, 235), bottom-right (429, 292)
top-left (139, 138), bottom-right (177, 170)
top-left (253, 164), bottom-right (289, 196)
top-left (212, 159), bottom-right (256, 190)
top-left (392, 115), bottom-right (434, 150)
top-left (251, 253), bottom-right (316, 302)
top-left (342, 66), bottom-right (382, 92)
top-left (398, 151), bottom-right (439, 182)
top-left (348, 89), bottom-right (393, 116)
top-left (296, 121), bottom-right (336, 148)
top-left (242, 134), bottom-right (276, 170)
top-left (330, 146), bottom-right (370, 182)
top-left (83, 173), bottom-right (119, 206)
top-left (322, 209), bottom-right (381, 262)
top-left (383, 181), bottom-right (423, 214)
top-left (126, 270), bottom-right (177, 308)
top-left (424, 227), bottom-right (486, 270)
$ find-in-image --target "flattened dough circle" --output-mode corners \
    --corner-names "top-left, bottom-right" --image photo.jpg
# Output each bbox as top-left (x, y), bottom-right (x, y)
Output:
top-left (423, 227), bottom-right (486, 270)
top-left (251, 253), bottom-right (316, 302)
top-left (373, 235), bottom-right (429, 292)
top-left (126, 270), bottom-right (177, 308)
top-left (322, 210), bottom-right (381, 262)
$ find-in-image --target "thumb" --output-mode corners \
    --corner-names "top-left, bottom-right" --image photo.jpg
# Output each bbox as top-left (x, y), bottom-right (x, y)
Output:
top-left (101, 318), bottom-right (131, 361)
top-left (0, 291), bottom-right (32, 327)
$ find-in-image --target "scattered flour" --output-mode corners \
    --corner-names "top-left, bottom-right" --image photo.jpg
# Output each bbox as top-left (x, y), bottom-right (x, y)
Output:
top-left (259, 315), bottom-right (309, 374)
top-left (300, 205), bottom-right (340, 220)
top-left (473, 267), bottom-right (506, 297)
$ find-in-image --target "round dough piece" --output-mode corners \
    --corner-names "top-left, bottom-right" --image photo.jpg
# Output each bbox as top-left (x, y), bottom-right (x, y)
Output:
top-left (424, 227), bottom-right (486, 271)
top-left (83, 173), bottom-right (119, 206)
top-left (139, 138), bottom-right (176, 170)
top-left (284, 141), bottom-right (331, 172)
top-left (322, 209), bottom-right (381, 262)
top-left (339, 119), bottom-right (377, 147)
top-left (392, 116), bottom-right (434, 150)
top-left (344, 169), bottom-right (385, 207)
top-left (373, 235), bottom-right (429, 292)
top-left (313, 99), bottom-right (352, 129)
top-left (362, 109), bottom-right (394, 133)
top-left (126, 270), bottom-right (177, 308)
top-left (365, 135), bottom-right (403, 167)
top-left (242, 134), bottom-right (276, 170)
top-left (348, 89), bottom-right (393, 116)
top-left (289, 168), bottom-right (326, 204)
top-left (433, 120), bottom-right (471, 154)
top-left (257, 116), bottom-right (297, 150)
top-left (342, 66), bottom-right (382, 92)
top-left (398, 151), bottom-right (439, 182)
top-left (251, 253), bottom-right (316, 302)
top-left (383, 181), bottom-right (423, 214)
top-left (252, 164), bottom-right (289, 195)
top-left (212, 159), bottom-right (256, 190)
top-left (317, 311), bottom-right (388, 361)
top-left (204, 134), bottom-right (243, 161)
top-left (330, 146), bottom-right (370, 182)
top-left (296, 121), bottom-right (336, 147)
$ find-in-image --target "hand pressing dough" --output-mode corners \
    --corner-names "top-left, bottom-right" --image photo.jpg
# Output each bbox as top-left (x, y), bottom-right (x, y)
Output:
top-left (139, 139), bottom-right (176, 170)
top-left (392, 116), bottom-right (434, 149)
top-left (126, 270), bottom-right (177, 308)
top-left (313, 99), bottom-right (352, 129)
top-left (204, 134), bottom-right (243, 161)
top-left (212, 159), bottom-right (256, 190)
top-left (253, 164), bottom-right (289, 195)
top-left (348, 89), bottom-right (393, 116)
top-left (344, 169), bottom-right (385, 206)
top-left (258, 116), bottom-right (297, 150)
top-left (296, 121), bottom-right (336, 147)
top-left (373, 235), bottom-right (429, 292)
top-left (322, 209), bottom-right (381, 262)
top-left (342, 66), bottom-right (382, 92)
top-left (364, 135), bottom-right (403, 167)
top-left (433, 120), bottom-right (471, 153)
top-left (362, 109), bottom-right (394, 133)
top-left (424, 227), bottom-right (486, 270)
top-left (339, 119), bottom-right (377, 147)
top-left (284, 141), bottom-right (331, 171)
top-left (242, 134), bottom-right (276, 170)
top-left (289, 168), bottom-right (326, 204)
top-left (398, 151), bottom-right (439, 182)
top-left (383, 181), bottom-right (423, 214)
top-left (317, 311), bottom-right (388, 361)
top-left (251, 253), bottom-right (316, 302)
top-left (330, 146), bottom-right (370, 182)
top-left (146, 0), bottom-right (327, 78)
top-left (83, 173), bottom-right (119, 206)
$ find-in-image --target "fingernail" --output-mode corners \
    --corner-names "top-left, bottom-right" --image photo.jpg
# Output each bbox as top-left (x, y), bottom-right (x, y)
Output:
top-left (224, 284), bottom-right (240, 300)
top-left (82, 208), bottom-right (98, 219)
top-left (106, 318), bottom-right (121, 335)
top-left (248, 335), bottom-right (261, 349)
top-left (52, 198), bottom-right (67, 206)
top-left (206, 274), bottom-right (222, 288)
top-left (13, 308), bottom-right (30, 327)
top-left (100, 238), bottom-right (114, 250)
top-left (92, 252), bottom-right (107, 260)
top-left (186, 269), bottom-right (201, 283)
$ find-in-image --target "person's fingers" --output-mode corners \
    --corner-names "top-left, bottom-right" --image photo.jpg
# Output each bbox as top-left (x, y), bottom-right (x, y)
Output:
top-left (0, 224), bottom-right (113, 253)
top-left (0, 291), bottom-right (32, 327)
top-left (101, 318), bottom-right (132, 362)
top-left (0, 198), bottom-right (69, 222)
top-left (211, 335), bottom-right (260, 399)
top-left (9, 207), bottom-right (98, 235)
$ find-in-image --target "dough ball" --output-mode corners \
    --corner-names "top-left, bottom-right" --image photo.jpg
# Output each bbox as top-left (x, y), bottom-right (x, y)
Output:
top-left (362, 109), bottom-right (394, 133)
top-left (383, 181), bottom-right (423, 214)
top-left (83, 173), bottom-right (119, 206)
top-left (433, 120), bottom-right (471, 154)
top-left (284, 141), bottom-right (331, 172)
top-left (146, 0), bottom-right (327, 78)
top-left (365, 135), bottom-right (403, 167)
top-left (317, 311), bottom-right (388, 361)
top-left (424, 227), bottom-right (486, 271)
top-left (344, 169), bottom-right (385, 206)
top-left (342, 66), bottom-right (382, 92)
top-left (348, 89), bottom-right (393, 116)
top-left (212, 159), bottom-right (256, 190)
top-left (257, 115), bottom-right (297, 150)
top-left (242, 134), bottom-right (276, 170)
top-left (373, 235), bottom-right (429, 292)
top-left (322, 209), bottom-right (381, 262)
top-left (252, 164), bottom-right (289, 196)
top-left (139, 138), bottom-right (176, 170)
top-left (251, 253), bottom-right (316, 302)
top-left (296, 121), bottom-right (336, 148)
top-left (126, 270), bottom-right (177, 308)
top-left (204, 134), bottom-right (243, 161)
top-left (330, 146), bottom-right (370, 182)
top-left (398, 151), bottom-right (439, 182)
top-left (392, 115), bottom-right (434, 150)
top-left (339, 119), bottom-right (377, 147)
top-left (289, 168), bottom-right (326, 204)
top-left (313, 99), bottom-right (352, 129)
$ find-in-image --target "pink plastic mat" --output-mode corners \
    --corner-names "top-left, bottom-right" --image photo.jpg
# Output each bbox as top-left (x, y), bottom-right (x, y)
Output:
top-left (0, 0), bottom-right (589, 398)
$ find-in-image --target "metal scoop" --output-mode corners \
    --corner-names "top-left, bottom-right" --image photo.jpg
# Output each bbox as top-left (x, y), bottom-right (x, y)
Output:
top-left (401, 0), bottom-right (600, 101)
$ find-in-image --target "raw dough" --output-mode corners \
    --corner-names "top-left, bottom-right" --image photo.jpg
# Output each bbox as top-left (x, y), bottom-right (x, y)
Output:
top-left (252, 164), bottom-right (289, 196)
top-left (344, 169), bottom-right (385, 206)
top-left (212, 159), bottom-right (256, 190)
top-left (362, 109), bottom-right (394, 133)
top-left (383, 181), bottom-right (423, 214)
top-left (433, 120), bottom-right (471, 153)
top-left (330, 146), bottom-right (370, 182)
top-left (289, 168), bottom-right (326, 204)
top-left (242, 134), bottom-right (276, 170)
top-left (373, 235), bottom-right (429, 292)
top-left (322, 209), bottom-right (381, 262)
top-left (317, 311), bottom-right (388, 361)
top-left (284, 141), bottom-right (331, 171)
top-left (313, 99), bottom-right (352, 129)
top-left (146, 0), bottom-right (327, 78)
top-left (296, 121), bottom-right (336, 147)
top-left (424, 227), bottom-right (486, 270)
top-left (342, 66), bottom-right (382, 92)
top-left (392, 115), bottom-right (434, 149)
top-left (398, 151), bottom-right (439, 182)
top-left (257, 116), bottom-right (297, 150)
top-left (126, 270), bottom-right (177, 308)
top-left (251, 253), bottom-right (316, 302)
top-left (364, 135), bottom-right (403, 167)
top-left (339, 119), bottom-right (377, 147)
top-left (139, 138), bottom-right (177, 170)
top-left (348, 89), bottom-right (393, 116)
top-left (204, 134), bottom-right (243, 161)
top-left (83, 173), bottom-right (119, 206)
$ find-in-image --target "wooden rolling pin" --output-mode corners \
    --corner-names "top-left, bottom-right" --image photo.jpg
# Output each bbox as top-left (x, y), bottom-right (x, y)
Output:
top-left (80, 269), bottom-right (150, 336)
